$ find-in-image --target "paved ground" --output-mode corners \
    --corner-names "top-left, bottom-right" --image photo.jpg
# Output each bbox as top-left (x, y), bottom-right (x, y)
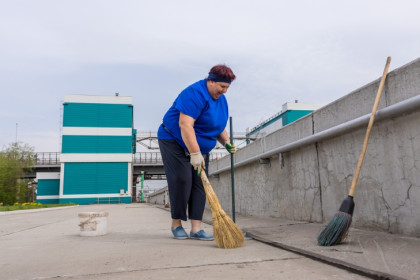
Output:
top-left (224, 212), bottom-right (420, 280)
top-left (0, 203), bottom-right (418, 280)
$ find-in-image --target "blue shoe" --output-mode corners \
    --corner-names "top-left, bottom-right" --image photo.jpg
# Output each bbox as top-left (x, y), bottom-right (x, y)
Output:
top-left (190, 230), bottom-right (214, 241)
top-left (171, 226), bottom-right (188, 239)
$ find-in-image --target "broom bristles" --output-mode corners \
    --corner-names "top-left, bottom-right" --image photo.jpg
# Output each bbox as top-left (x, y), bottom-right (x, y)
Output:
top-left (201, 172), bottom-right (244, 249)
top-left (317, 211), bottom-right (352, 246)
top-left (212, 208), bottom-right (244, 249)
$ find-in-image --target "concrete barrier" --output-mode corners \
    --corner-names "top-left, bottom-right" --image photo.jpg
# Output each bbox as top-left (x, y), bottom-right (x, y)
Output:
top-left (209, 57), bottom-right (420, 236)
top-left (148, 186), bottom-right (170, 207)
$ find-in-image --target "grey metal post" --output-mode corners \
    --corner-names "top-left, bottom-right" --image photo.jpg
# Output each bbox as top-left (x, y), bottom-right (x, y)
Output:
top-left (230, 116), bottom-right (236, 222)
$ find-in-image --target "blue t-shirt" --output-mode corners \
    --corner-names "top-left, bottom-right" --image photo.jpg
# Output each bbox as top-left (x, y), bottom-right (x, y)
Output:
top-left (158, 79), bottom-right (229, 154)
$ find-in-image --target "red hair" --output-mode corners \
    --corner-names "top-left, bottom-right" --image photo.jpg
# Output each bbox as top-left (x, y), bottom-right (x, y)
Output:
top-left (209, 64), bottom-right (236, 82)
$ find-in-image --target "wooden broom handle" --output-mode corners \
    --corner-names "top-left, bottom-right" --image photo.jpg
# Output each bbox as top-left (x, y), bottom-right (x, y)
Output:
top-left (200, 168), bottom-right (210, 185)
top-left (348, 57), bottom-right (391, 197)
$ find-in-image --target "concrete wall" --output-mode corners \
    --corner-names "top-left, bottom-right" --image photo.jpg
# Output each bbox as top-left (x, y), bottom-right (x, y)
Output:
top-left (148, 186), bottom-right (170, 206)
top-left (209, 57), bottom-right (420, 236)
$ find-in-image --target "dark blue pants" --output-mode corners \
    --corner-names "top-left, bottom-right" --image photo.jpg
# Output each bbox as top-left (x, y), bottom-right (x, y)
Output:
top-left (158, 139), bottom-right (209, 221)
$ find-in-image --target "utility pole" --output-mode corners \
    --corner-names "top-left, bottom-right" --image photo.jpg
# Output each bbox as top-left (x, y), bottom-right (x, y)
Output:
top-left (15, 123), bottom-right (18, 143)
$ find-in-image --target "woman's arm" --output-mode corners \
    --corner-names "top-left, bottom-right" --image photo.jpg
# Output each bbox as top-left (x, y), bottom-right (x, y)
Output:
top-left (218, 129), bottom-right (236, 154)
top-left (217, 129), bottom-right (229, 146)
top-left (179, 112), bottom-right (200, 153)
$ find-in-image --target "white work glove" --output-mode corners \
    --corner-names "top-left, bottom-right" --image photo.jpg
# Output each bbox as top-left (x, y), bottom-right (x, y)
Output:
top-left (190, 152), bottom-right (205, 175)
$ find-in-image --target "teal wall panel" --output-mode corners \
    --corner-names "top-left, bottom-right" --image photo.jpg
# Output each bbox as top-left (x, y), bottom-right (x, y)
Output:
top-left (37, 179), bottom-right (60, 196)
top-left (63, 162), bottom-right (128, 195)
top-left (282, 110), bottom-right (313, 126)
top-left (61, 135), bottom-right (132, 153)
top-left (63, 103), bottom-right (133, 128)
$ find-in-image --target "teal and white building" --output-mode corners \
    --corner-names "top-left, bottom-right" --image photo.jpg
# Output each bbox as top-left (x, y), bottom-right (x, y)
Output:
top-left (36, 94), bottom-right (136, 205)
top-left (246, 101), bottom-right (324, 139)
top-left (35, 172), bottom-right (60, 204)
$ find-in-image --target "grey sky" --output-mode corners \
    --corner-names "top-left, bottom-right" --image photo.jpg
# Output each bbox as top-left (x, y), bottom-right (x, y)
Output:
top-left (1, 0), bottom-right (419, 152)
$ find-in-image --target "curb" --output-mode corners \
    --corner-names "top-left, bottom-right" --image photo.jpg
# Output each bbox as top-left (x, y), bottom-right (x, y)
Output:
top-left (0, 205), bottom-right (79, 216)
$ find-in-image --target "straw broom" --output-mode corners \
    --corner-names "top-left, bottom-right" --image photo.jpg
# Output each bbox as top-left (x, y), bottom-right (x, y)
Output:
top-left (317, 56), bottom-right (391, 246)
top-left (200, 169), bottom-right (244, 249)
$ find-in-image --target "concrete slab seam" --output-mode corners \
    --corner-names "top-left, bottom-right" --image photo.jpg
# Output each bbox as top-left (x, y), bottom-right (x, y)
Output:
top-left (246, 232), bottom-right (408, 280)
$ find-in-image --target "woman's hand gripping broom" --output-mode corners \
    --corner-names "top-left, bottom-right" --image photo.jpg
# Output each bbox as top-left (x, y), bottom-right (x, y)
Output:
top-left (200, 168), bottom-right (244, 249)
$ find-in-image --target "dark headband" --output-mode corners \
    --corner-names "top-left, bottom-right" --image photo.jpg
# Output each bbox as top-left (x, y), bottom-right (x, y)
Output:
top-left (207, 72), bottom-right (232, 84)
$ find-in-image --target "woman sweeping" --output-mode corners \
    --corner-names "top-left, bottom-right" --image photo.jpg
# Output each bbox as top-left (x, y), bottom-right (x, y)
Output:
top-left (158, 64), bottom-right (237, 240)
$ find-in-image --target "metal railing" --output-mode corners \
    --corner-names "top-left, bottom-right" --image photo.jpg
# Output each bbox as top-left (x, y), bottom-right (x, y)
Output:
top-left (34, 152), bottom-right (60, 165)
top-left (133, 152), bottom-right (162, 164)
top-left (96, 197), bottom-right (122, 204)
top-left (34, 151), bottom-right (229, 166)
top-left (137, 131), bottom-right (250, 140)
top-left (209, 152), bottom-right (229, 161)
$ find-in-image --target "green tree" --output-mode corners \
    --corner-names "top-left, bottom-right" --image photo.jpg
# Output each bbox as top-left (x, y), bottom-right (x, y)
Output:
top-left (0, 142), bottom-right (35, 205)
